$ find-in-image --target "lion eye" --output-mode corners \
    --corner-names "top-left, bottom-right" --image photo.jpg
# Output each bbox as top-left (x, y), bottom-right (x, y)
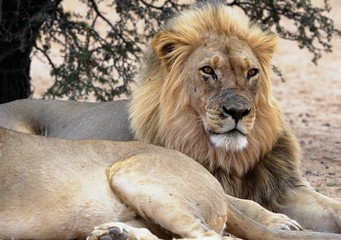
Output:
top-left (200, 66), bottom-right (218, 81)
top-left (247, 68), bottom-right (259, 79)
top-left (201, 66), bottom-right (214, 75)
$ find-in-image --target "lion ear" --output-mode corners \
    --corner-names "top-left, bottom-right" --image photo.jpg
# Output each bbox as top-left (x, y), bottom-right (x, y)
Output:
top-left (152, 30), bottom-right (183, 69)
top-left (249, 32), bottom-right (279, 64)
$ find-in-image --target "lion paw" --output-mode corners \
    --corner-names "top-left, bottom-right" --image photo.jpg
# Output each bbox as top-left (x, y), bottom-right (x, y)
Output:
top-left (87, 222), bottom-right (159, 240)
top-left (265, 213), bottom-right (302, 231)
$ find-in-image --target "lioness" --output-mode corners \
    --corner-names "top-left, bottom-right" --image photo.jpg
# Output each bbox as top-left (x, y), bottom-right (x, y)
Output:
top-left (0, 127), bottom-right (339, 240)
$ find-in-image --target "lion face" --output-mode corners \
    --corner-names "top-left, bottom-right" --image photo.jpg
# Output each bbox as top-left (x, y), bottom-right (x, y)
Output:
top-left (130, 4), bottom-right (281, 174)
top-left (184, 35), bottom-right (260, 151)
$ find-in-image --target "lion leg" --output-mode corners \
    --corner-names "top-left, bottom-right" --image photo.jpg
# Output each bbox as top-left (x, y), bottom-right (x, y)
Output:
top-left (225, 195), bottom-right (302, 231)
top-left (225, 202), bottom-right (341, 240)
top-left (107, 153), bottom-right (227, 239)
top-left (278, 185), bottom-right (341, 233)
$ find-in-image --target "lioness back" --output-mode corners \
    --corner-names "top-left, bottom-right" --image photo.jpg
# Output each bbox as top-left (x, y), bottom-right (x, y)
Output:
top-left (0, 99), bottom-right (134, 141)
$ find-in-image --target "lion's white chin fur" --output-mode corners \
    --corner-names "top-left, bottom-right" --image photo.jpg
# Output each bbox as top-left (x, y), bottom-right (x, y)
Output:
top-left (210, 134), bottom-right (248, 152)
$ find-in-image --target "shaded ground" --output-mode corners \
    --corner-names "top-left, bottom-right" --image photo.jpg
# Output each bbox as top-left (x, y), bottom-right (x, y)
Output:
top-left (30, 0), bottom-right (340, 230)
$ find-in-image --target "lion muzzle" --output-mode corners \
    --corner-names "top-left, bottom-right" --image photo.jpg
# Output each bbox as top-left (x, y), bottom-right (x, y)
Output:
top-left (205, 89), bottom-right (253, 151)
top-left (214, 89), bottom-right (251, 124)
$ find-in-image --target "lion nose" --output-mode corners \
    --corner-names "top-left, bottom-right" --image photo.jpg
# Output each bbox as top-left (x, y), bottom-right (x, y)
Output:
top-left (222, 106), bottom-right (251, 124)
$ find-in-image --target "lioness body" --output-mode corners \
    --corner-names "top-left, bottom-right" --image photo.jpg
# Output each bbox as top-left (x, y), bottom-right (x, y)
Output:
top-left (1, 128), bottom-right (340, 240)
top-left (0, 99), bottom-right (133, 141)
top-left (0, 128), bottom-right (226, 240)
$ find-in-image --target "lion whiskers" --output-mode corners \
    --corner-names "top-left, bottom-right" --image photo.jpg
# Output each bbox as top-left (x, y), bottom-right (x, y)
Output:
top-left (210, 134), bottom-right (248, 152)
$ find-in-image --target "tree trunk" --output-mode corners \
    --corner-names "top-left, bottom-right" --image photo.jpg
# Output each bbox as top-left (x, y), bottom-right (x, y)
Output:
top-left (0, 0), bottom-right (54, 104)
top-left (0, 39), bottom-right (32, 104)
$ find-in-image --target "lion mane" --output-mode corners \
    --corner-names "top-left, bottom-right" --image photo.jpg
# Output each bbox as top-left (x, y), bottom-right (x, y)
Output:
top-left (129, 3), bottom-right (302, 210)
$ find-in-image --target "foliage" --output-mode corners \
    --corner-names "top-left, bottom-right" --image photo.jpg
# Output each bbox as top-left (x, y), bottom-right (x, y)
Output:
top-left (37, 0), bottom-right (187, 101)
top-left (227, 0), bottom-right (341, 64)
top-left (31, 0), bottom-right (341, 100)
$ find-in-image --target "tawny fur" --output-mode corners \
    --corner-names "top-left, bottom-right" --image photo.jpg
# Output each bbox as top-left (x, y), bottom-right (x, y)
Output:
top-left (0, 99), bottom-right (133, 141)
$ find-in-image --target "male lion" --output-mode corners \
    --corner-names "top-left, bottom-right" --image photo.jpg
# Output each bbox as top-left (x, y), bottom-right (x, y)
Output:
top-left (129, 2), bottom-right (341, 234)
top-left (3, 127), bottom-right (339, 240)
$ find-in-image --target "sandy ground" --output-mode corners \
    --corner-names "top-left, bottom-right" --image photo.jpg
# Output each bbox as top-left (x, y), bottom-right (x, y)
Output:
top-left (270, 0), bottom-right (341, 200)
top-left (30, 0), bottom-right (340, 206)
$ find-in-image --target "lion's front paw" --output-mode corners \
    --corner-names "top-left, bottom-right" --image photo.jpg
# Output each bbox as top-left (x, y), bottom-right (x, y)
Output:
top-left (87, 222), bottom-right (159, 240)
top-left (87, 224), bottom-right (128, 240)
top-left (265, 213), bottom-right (302, 231)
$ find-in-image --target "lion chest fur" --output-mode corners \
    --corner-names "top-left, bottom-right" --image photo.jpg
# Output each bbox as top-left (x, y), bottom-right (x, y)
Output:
top-left (129, 3), bottom-right (302, 210)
